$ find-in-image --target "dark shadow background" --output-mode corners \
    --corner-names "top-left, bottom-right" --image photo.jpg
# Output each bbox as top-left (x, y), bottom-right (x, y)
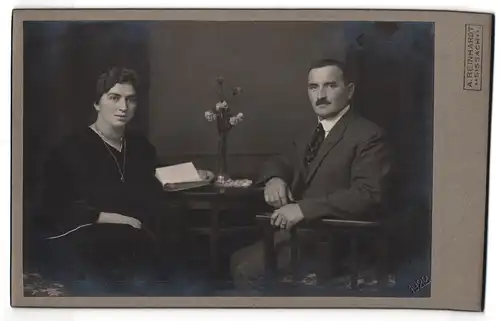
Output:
top-left (22, 20), bottom-right (434, 296)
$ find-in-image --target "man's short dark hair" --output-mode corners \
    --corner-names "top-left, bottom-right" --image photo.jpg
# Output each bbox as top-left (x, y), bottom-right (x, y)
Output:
top-left (95, 67), bottom-right (139, 104)
top-left (308, 58), bottom-right (352, 85)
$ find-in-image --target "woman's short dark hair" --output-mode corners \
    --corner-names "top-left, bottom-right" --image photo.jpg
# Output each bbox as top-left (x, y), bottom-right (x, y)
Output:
top-left (94, 67), bottom-right (139, 104)
top-left (308, 58), bottom-right (352, 85)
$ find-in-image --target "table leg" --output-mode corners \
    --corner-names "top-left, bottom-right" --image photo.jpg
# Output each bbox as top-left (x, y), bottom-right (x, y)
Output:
top-left (209, 202), bottom-right (221, 278)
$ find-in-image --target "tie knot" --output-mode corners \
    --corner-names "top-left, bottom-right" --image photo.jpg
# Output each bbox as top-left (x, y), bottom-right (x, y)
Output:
top-left (313, 123), bottom-right (325, 145)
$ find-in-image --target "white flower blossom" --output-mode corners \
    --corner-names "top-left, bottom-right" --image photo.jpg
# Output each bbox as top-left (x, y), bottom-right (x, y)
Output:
top-left (229, 113), bottom-right (244, 126)
top-left (205, 110), bottom-right (216, 122)
top-left (216, 101), bottom-right (229, 111)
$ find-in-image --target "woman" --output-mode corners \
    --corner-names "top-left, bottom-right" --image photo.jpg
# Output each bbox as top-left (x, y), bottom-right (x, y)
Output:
top-left (36, 67), bottom-right (171, 295)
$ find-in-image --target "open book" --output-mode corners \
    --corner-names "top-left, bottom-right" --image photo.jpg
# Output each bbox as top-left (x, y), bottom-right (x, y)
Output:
top-left (155, 162), bottom-right (214, 191)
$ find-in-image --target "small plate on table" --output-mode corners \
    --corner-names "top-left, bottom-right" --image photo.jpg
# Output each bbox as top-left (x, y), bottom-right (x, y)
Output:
top-left (214, 177), bottom-right (253, 188)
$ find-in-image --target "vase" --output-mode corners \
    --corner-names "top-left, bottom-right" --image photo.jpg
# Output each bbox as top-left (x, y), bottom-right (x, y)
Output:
top-left (216, 133), bottom-right (229, 182)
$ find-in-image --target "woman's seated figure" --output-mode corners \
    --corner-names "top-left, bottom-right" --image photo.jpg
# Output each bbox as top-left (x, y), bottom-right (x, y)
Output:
top-left (34, 67), bottom-right (175, 294)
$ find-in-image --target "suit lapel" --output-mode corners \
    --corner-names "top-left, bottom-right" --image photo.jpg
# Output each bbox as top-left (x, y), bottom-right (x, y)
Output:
top-left (297, 126), bottom-right (315, 176)
top-left (289, 126), bottom-right (315, 196)
top-left (304, 109), bottom-right (355, 184)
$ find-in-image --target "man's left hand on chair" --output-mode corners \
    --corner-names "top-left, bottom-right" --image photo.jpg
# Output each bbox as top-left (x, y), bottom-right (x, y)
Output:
top-left (270, 203), bottom-right (305, 230)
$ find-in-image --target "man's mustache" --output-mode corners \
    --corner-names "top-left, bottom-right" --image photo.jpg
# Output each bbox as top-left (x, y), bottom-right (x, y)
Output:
top-left (316, 98), bottom-right (332, 106)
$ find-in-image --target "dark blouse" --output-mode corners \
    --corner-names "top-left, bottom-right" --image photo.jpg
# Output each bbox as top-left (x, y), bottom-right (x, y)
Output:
top-left (37, 127), bottom-right (165, 237)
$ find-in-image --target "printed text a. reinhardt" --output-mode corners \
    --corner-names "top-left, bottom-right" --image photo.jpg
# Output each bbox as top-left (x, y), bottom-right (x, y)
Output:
top-left (464, 24), bottom-right (483, 91)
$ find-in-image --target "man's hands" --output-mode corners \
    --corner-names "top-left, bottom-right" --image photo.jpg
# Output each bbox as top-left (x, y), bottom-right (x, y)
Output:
top-left (264, 177), bottom-right (294, 208)
top-left (264, 177), bottom-right (304, 229)
top-left (96, 212), bottom-right (142, 229)
top-left (270, 204), bottom-right (305, 230)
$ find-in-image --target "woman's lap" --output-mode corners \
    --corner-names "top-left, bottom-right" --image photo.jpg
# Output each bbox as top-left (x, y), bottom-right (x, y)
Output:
top-left (42, 224), bottom-right (169, 294)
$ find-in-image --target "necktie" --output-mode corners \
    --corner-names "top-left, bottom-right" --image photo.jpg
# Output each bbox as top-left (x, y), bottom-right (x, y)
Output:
top-left (303, 123), bottom-right (325, 166)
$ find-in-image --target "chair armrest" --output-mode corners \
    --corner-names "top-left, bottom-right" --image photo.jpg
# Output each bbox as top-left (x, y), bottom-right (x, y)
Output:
top-left (256, 213), bottom-right (380, 228)
top-left (255, 213), bottom-right (272, 221)
top-left (320, 218), bottom-right (380, 228)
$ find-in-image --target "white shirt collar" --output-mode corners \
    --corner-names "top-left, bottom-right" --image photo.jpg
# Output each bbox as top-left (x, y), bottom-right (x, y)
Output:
top-left (319, 105), bottom-right (351, 138)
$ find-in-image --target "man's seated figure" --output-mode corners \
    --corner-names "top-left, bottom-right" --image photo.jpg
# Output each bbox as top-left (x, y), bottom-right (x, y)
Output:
top-left (230, 58), bottom-right (393, 292)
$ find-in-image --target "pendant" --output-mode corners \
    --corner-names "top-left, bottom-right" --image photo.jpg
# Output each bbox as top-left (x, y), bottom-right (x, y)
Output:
top-left (121, 176), bottom-right (125, 183)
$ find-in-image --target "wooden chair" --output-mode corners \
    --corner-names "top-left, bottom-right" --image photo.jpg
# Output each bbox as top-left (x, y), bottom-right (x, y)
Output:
top-left (255, 214), bottom-right (393, 291)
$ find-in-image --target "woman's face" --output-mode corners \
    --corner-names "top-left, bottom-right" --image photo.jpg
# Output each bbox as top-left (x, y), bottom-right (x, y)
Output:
top-left (94, 82), bottom-right (137, 128)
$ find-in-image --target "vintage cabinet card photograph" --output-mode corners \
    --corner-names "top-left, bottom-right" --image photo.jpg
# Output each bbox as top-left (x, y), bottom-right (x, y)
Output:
top-left (10, 8), bottom-right (493, 311)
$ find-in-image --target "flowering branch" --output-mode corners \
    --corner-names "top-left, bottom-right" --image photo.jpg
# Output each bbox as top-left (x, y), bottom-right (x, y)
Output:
top-left (204, 76), bottom-right (244, 135)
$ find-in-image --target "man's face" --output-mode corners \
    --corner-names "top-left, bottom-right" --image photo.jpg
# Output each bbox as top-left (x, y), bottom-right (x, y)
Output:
top-left (94, 82), bottom-right (137, 127)
top-left (307, 65), bottom-right (354, 119)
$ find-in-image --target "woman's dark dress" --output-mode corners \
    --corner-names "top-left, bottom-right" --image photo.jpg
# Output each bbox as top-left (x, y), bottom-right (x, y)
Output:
top-left (35, 127), bottom-right (170, 291)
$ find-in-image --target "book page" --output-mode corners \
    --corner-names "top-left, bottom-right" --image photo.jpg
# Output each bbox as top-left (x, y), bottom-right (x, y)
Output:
top-left (155, 162), bottom-right (201, 185)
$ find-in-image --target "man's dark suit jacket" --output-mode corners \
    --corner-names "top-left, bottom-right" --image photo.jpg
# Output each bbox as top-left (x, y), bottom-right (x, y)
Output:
top-left (259, 108), bottom-right (392, 221)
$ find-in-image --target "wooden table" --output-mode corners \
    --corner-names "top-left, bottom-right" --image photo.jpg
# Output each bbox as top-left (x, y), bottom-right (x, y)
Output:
top-left (168, 184), bottom-right (268, 277)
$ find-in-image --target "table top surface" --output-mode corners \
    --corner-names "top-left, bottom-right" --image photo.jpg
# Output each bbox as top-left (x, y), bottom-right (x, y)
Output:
top-left (169, 183), bottom-right (264, 196)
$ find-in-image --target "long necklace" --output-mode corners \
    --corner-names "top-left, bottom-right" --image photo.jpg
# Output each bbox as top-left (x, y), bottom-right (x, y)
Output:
top-left (94, 126), bottom-right (127, 183)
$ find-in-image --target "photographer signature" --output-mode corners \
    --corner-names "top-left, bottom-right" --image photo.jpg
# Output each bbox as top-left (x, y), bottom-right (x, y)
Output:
top-left (408, 275), bottom-right (431, 294)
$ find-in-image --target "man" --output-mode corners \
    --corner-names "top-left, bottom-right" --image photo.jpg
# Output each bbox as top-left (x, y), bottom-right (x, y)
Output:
top-left (230, 58), bottom-right (392, 291)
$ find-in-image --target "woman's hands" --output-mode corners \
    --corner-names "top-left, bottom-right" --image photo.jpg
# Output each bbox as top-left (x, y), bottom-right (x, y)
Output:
top-left (96, 212), bottom-right (142, 229)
